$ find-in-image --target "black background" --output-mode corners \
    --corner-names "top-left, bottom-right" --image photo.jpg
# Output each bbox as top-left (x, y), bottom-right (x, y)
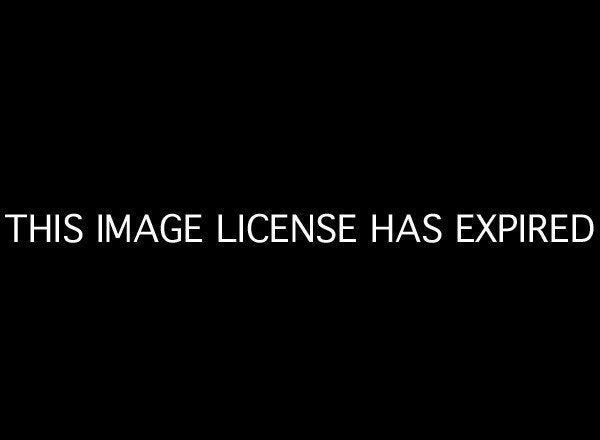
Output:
top-left (1, 6), bottom-right (597, 434)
